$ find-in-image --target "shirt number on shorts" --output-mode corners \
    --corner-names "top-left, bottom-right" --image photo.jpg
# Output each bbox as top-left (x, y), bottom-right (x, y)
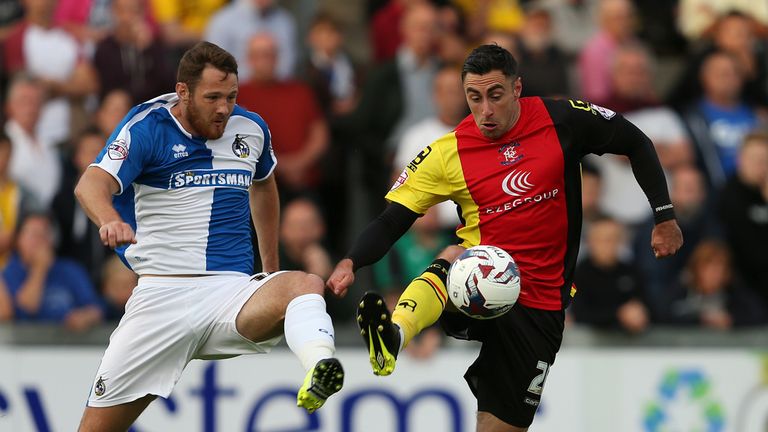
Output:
top-left (527, 361), bottom-right (551, 396)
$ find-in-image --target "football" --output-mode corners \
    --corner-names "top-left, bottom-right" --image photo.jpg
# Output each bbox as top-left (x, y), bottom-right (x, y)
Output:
top-left (447, 245), bottom-right (521, 319)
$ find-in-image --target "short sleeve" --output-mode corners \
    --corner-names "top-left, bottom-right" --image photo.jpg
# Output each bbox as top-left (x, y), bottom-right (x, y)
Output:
top-left (91, 124), bottom-right (152, 195)
top-left (253, 119), bottom-right (276, 181)
top-left (385, 142), bottom-right (452, 214)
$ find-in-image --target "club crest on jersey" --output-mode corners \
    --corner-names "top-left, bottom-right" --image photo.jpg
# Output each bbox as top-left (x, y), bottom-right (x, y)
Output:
top-left (590, 103), bottom-right (616, 120)
top-left (232, 134), bottom-right (250, 158)
top-left (498, 141), bottom-right (523, 166)
top-left (108, 139), bottom-right (128, 160)
top-left (94, 376), bottom-right (106, 396)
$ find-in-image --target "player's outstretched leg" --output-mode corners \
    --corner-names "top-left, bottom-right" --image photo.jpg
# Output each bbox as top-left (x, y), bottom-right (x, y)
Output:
top-left (296, 357), bottom-right (345, 413)
top-left (357, 292), bottom-right (402, 376)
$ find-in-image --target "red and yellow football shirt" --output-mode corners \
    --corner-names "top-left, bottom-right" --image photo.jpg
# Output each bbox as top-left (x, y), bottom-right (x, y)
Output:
top-left (386, 97), bottom-right (672, 310)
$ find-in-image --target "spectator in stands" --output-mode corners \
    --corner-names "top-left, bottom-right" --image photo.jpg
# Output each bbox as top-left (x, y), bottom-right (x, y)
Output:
top-left (658, 240), bottom-right (734, 329)
top-left (670, 11), bottom-right (768, 109)
top-left (454, 0), bottom-right (525, 41)
top-left (4, 212), bottom-right (103, 332)
top-left (630, 0), bottom-right (687, 57)
top-left (93, 89), bottom-right (132, 139)
top-left (571, 216), bottom-right (649, 334)
top-left (634, 165), bottom-right (720, 318)
top-left (369, 0), bottom-right (408, 64)
top-left (681, 50), bottom-right (761, 189)
top-left (434, 3), bottom-right (468, 67)
top-left (149, 0), bottom-right (225, 57)
top-left (279, 197), bottom-right (332, 280)
top-left (517, 4), bottom-right (570, 98)
top-left (205, 0), bottom-right (298, 81)
top-left (0, 133), bottom-right (30, 267)
top-left (348, 1), bottom-right (439, 216)
top-left (538, 0), bottom-right (599, 57)
top-left (3, 0), bottom-right (98, 145)
top-left (599, 42), bottom-right (660, 113)
top-left (52, 127), bottom-right (112, 287)
top-left (718, 130), bottom-right (768, 305)
top-left (392, 64), bottom-right (466, 230)
top-left (238, 32), bottom-right (329, 200)
top-left (93, 0), bottom-right (175, 104)
top-left (578, 0), bottom-right (637, 102)
top-left (302, 12), bottom-right (358, 117)
top-left (54, 0), bottom-right (116, 47)
top-left (0, 0), bottom-right (23, 38)
top-left (4, 75), bottom-right (61, 210)
top-left (100, 254), bottom-right (136, 321)
top-left (678, 0), bottom-right (768, 41)
top-left (480, 30), bottom-right (519, 58)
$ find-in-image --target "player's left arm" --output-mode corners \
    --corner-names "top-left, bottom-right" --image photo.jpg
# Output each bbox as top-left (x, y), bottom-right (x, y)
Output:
top-left (565, 100), bottom-right (684, 258)
top-left (605, 117), bottom-right (683, 257)
top-left (249, 174), bottom-right (280, 273)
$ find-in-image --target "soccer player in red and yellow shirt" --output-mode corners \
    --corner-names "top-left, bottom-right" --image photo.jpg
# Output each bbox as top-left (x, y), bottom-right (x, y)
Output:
top-left (327, 44), bottom-right (683, 431)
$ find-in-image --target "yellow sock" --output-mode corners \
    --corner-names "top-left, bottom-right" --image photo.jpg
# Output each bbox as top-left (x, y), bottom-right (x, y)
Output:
top-left (392, 259), bottom-right (450, 348)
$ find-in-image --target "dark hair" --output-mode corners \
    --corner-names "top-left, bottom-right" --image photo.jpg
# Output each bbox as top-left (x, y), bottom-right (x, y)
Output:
top-left (461, 44), bottom-right (518, 81)
top-left (75, 124), bottom-right (105, 144)
top-left (310, 11), bottom-right (341, 31)
top-left (15, 210), bottom-right (54, 237)
top-left (177, 41), bottom-right (238, 93)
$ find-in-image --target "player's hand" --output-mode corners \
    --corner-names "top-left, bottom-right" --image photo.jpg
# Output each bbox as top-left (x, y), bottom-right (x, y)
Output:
top-left (650, 219), bottom-right (683, 259)
top-left (99, 221), bottom-right (137, 248)
top-left (326, 258), bottom-right (355, 298)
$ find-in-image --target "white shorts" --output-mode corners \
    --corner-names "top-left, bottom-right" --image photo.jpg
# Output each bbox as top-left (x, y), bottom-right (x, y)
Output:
top-left (87, 272), bottom-right (285, 407)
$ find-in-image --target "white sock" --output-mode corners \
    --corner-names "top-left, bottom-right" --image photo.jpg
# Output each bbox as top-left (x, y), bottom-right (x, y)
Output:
top-left (396, 324), bottom-right (405, 353)
top-left (284, 293), bottom-right (336, 371)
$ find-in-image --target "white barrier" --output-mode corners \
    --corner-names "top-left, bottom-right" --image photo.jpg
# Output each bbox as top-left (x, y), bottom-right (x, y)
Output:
top-left (0, 346), bottom-right (766, 431)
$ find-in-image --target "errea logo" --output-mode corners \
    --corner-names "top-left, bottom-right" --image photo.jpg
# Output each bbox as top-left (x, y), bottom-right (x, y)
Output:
top-left (172, 144), bottom-right (189, 159)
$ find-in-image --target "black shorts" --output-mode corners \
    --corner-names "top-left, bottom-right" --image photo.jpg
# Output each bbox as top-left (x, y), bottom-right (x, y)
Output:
top-left (439, 304), bottom-right (565, 428)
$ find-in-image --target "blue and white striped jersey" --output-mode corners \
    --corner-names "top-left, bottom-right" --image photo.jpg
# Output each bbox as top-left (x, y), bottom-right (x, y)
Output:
top-left (92, 93), bottom-right (276, 275)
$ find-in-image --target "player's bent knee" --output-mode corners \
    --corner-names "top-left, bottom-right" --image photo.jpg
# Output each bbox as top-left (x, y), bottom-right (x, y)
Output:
top-left (271, 271), bottom-right (324, 301)
top-left (300, 273), bottom-right (324, 296)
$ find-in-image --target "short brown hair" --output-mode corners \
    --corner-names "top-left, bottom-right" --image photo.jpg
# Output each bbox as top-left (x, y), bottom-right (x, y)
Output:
top-left (177, 41), bottom-right (238, 92)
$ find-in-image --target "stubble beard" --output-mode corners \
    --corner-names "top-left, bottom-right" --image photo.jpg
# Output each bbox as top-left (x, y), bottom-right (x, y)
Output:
top-left (187, 102), bottom-right (227, 140)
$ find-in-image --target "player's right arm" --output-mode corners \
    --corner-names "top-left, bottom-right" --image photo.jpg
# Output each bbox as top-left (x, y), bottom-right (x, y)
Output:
top-left (327, 140), bottom-right (452, 297)
top-left (327, 203), bottom-right (420, 297)
top-left (74, 167), bottom-right (136, 248)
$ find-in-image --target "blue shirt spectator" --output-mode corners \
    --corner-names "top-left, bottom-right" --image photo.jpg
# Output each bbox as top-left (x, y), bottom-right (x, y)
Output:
top-left (4, 213), bottom-right (103, 331)
top-left (698, 99), bottom-right (757, 177)
top-left (4, 254), bottom-right (103, 322)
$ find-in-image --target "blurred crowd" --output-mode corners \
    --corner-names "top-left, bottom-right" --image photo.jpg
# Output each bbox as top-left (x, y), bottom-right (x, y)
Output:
top-left (0, 0), bottom-right (765, 358)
